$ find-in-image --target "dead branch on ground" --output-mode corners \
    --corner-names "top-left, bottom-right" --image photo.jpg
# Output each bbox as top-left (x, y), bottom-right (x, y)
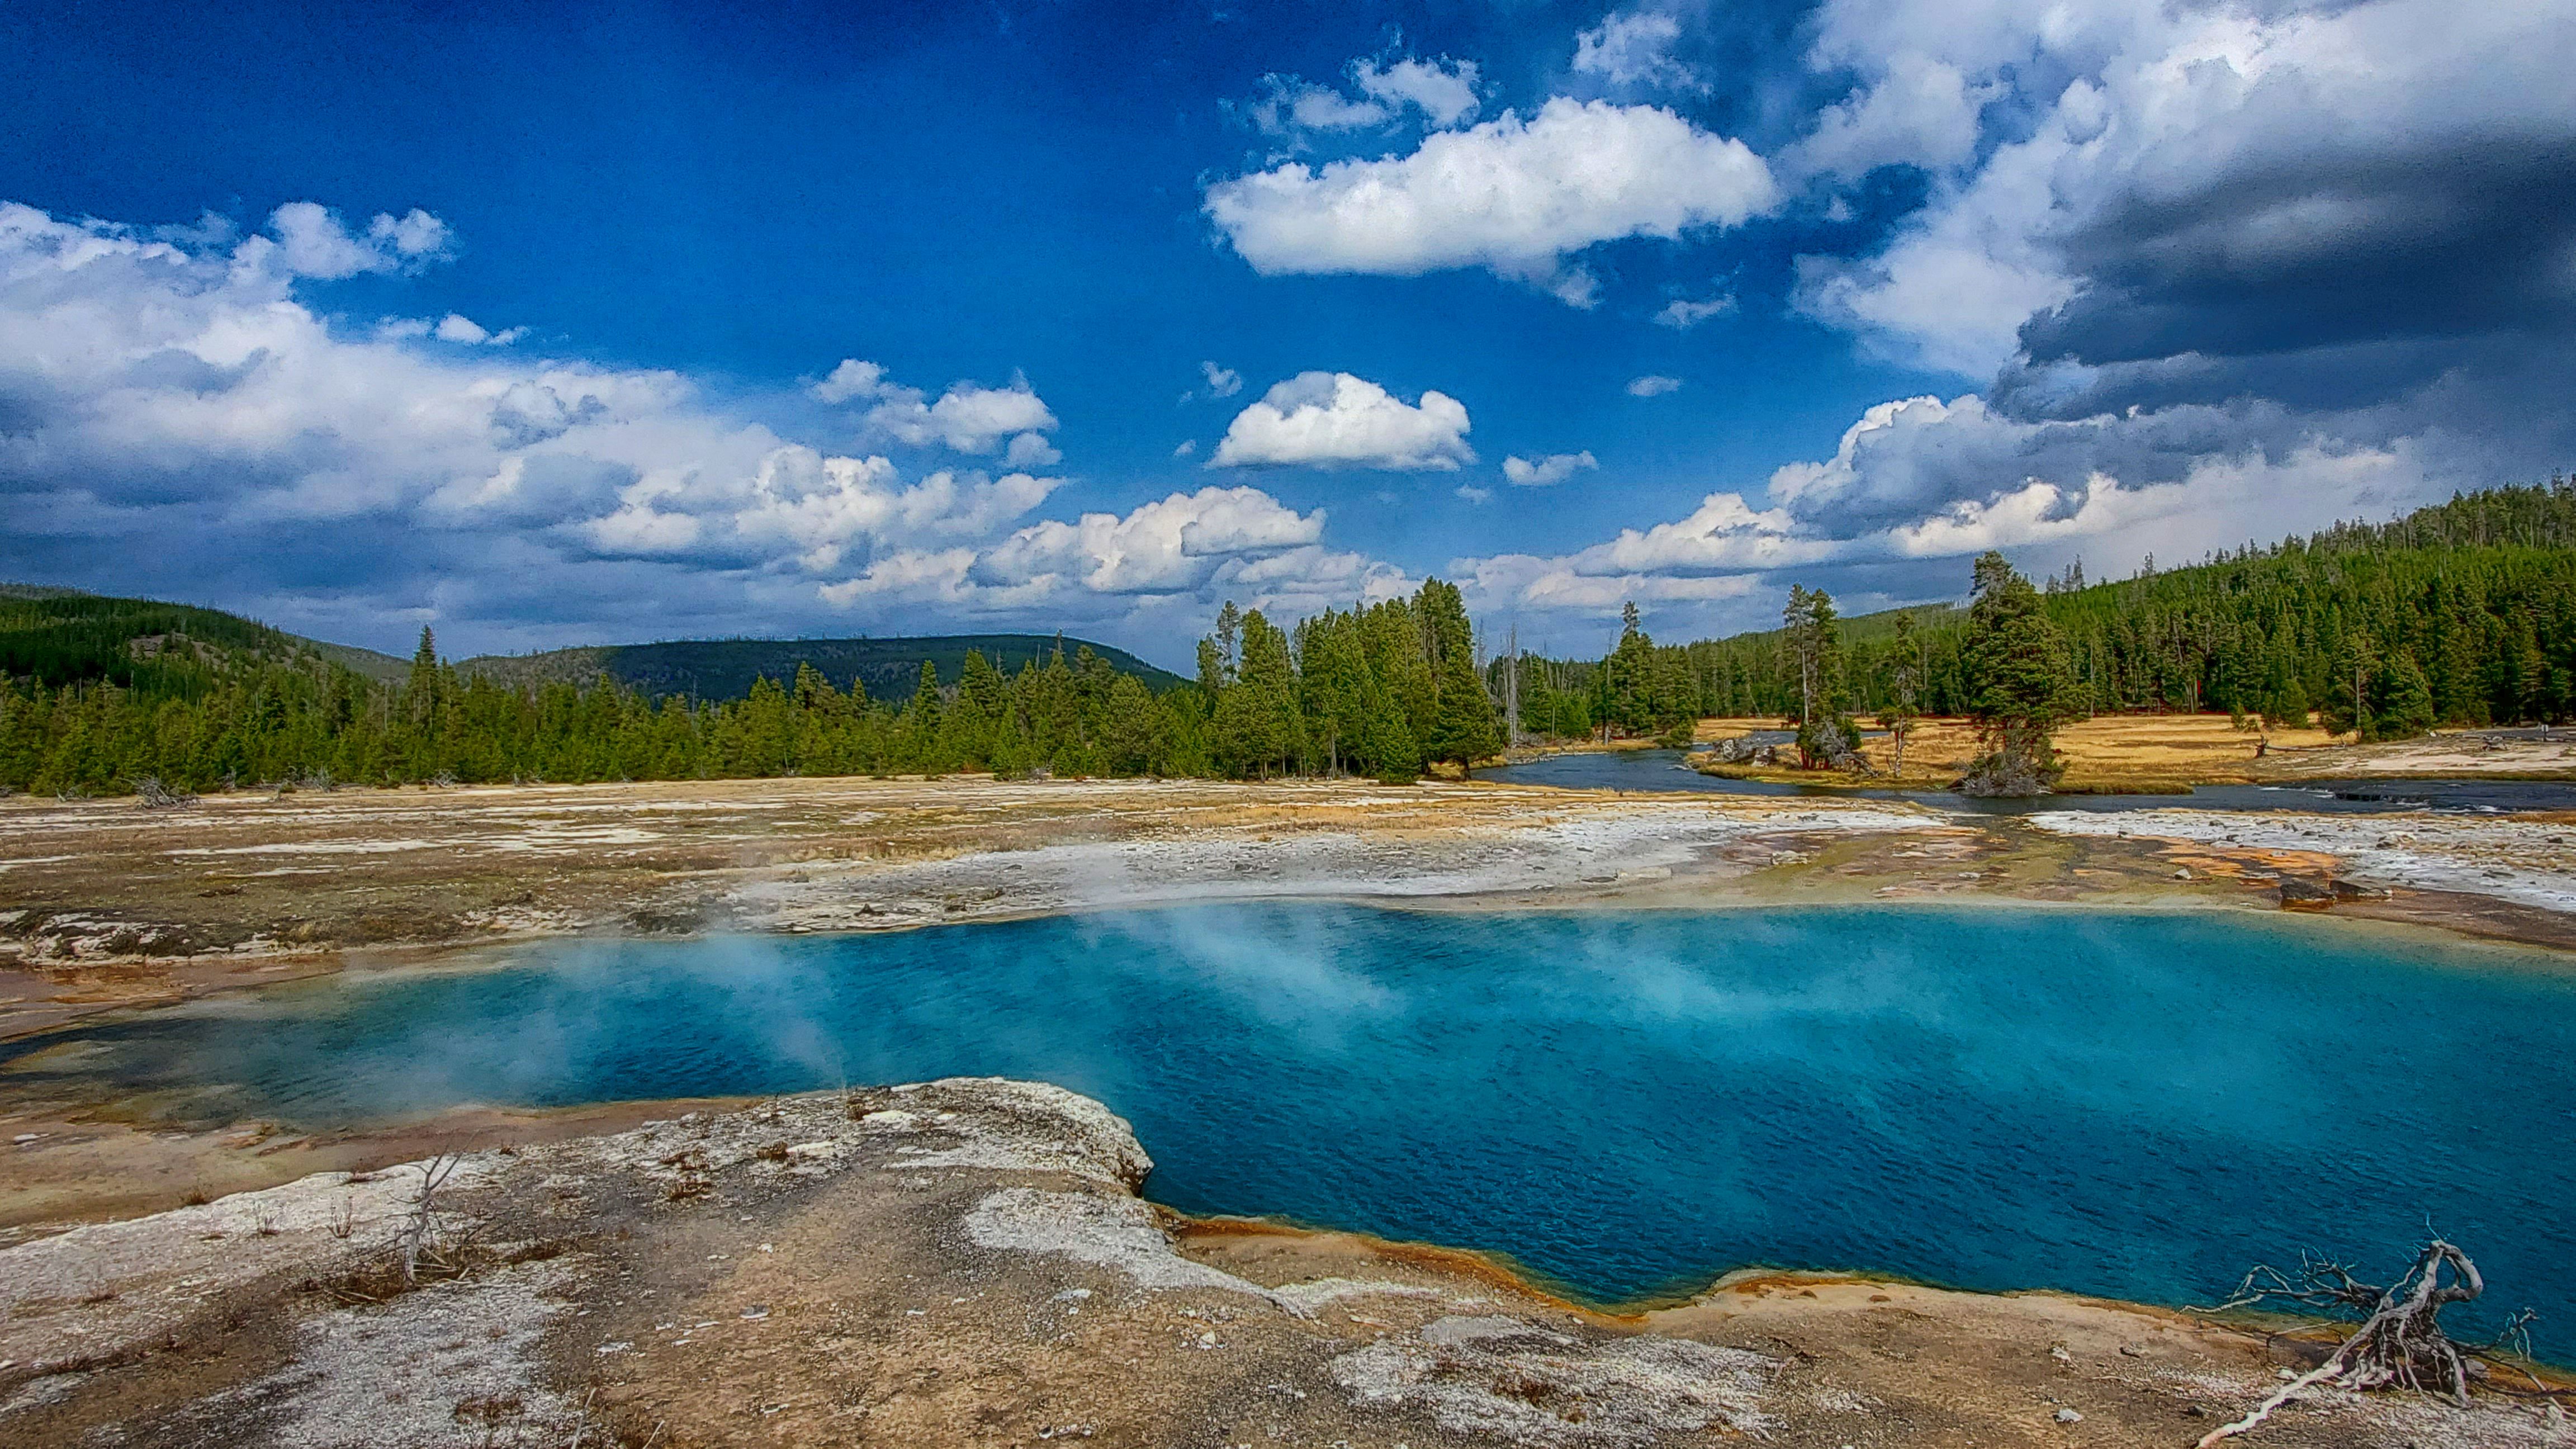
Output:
top-left (401, 1150), bottom-right (463, 1284)
top-left (2194, 1237), bottom-right (2561, 1446)
top-left (133, 775), bottom-right (197, 809)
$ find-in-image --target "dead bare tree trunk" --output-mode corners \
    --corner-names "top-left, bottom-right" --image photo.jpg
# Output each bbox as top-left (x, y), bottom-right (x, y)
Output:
top-left (133, 775), bottom-right (196, 809)
top-left (400, 1152), bottom-right (463, 1285)
top-left (2195, 1238), bottom-right (2545, 1446)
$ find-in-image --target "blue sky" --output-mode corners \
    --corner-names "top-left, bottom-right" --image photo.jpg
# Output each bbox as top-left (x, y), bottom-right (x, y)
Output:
top-left (3, 0), bottom-right (2572, 666)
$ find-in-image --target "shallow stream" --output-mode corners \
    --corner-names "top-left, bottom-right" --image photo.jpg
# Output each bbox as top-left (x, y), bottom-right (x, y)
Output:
top-left (10, 902), bottom-right (2573, 1352)
top-left (1479, 747), bottom-right (2576, 813)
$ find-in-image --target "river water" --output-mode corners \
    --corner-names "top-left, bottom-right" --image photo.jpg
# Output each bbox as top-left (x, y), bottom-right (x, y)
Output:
top-left (1478, 747), bottom-right (2576, 814)
top-left (10, 902), bottom-right (2572, 1352)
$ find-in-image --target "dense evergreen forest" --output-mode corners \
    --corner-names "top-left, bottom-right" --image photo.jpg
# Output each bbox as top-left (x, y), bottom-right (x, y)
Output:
top-left (0, 579), bottom-right (1501, 793)
top-left (1511, 479), bottom-right (2576, 744)
top-left (4, 480), bottom-right (2572, 796)
top-left (453, 633), bottom-right (1182, 703)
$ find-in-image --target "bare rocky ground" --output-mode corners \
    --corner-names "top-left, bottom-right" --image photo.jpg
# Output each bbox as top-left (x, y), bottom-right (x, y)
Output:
top-left (0, 776), bottom-right (1948, 1034)
top-left (11, 768), bottom-right (2576, 1039)
top-left (8, 766), bottom-right (2576, 1446)
top-left (4, 1079), bottom-right (2566, 1449)
top-left (2252, 730), bottom-right (2576, 782)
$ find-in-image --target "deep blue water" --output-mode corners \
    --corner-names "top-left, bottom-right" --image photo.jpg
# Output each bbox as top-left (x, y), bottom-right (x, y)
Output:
top-left (1480, 747), bottom-right (2576, 814)
top-left (11, 904), bottom-right (2576, 1352)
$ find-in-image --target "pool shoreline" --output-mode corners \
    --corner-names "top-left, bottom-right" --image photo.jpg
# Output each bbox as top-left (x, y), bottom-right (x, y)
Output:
top-left (6, 1078), bottom-right (2568, 1447)
top-left (16, 793), bottom-right (2576, 1049)
top-left (15, 1075), bottom-right (2569, 1365)
top-left (12, 901), bottom-right (2574, 1359)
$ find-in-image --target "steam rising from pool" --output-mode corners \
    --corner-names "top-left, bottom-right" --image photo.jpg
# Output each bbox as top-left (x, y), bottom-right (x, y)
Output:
top-left (13, 903), bottom-right (2575, 1353)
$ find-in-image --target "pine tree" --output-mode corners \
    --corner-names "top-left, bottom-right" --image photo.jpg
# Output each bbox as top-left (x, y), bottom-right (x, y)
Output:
top-left (1957, 552), bottom-right (2082, 794)
top-left (1880, 611), bottom-right (1922, 778)
top-left (898, 660), bottom-right (944, 770)
top-left (1214, 610), bottom-right (1298, 778)
top-left (405, 626), bottom-right (442, 732)
top-left (2374, 647), bottom-right (2437, 739)
top-left (1603, 602), bottom-right (1655, 735)
top-left (1429, 633), bottom-right (1502, 768)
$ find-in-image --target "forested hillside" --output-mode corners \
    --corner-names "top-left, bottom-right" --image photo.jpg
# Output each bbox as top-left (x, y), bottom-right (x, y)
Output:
top-left (0, 580), bottom-right (1501, 792)
top-left (6, 480), bottom-right (2573, 795)
top-left (1512, 480), bottom-right (2576, 743)
top-left (457, 634), bottom-right (1182, 703)
top-left (0, 591), bottom-right (400, 698)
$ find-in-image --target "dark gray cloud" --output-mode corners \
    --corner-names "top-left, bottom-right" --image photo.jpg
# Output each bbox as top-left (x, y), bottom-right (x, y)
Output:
top-left (2023, 147), bottom-right (2576, 376)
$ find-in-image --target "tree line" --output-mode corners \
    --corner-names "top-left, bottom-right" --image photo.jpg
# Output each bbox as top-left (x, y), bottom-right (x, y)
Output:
top-left (7, 479), bottom-right (2572, 798)
top-left (0, 580), bottom-right (1500, 795)
top-left (1495, 478), bottom-right (2576, 746)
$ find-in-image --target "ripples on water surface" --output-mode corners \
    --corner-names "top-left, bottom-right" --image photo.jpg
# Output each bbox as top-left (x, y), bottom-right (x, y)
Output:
top-left (11, 904), bottom-right (2574, 1352)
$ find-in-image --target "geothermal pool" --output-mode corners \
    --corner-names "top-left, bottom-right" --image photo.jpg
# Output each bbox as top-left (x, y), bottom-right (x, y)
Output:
top-left (11, 903), bottom-right (2574, 1350)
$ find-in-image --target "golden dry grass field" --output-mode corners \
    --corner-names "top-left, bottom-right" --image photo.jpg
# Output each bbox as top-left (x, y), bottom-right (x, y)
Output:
top-left (1696, 712), bottom-right (2345, 791)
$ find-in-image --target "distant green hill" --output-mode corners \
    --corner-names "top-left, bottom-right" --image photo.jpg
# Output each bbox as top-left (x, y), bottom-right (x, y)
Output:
top-left (0, 585), bottom-right (406, 697)
top-left (456, 633), bottom-right (1185, 704)
top-left (303, 638), bottom-right (414, 685)
top-left (1708, 598), bottom-right (1969, 650)
top-left (0, 585), bottom-right (1183, 706)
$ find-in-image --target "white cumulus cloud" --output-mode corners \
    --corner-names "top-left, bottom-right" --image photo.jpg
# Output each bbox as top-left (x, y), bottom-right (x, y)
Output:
top-left (1626, 374), bottom-right (1683, 396)
top-left (817, 485), bottom-right (1405, 623)
top-left (1786, 51), bottom-right (1996, 182)
top-left (1235, 54), bottom-right (1481, 143)
top-left (1003, 432), bottom-right (1062, 468)
top-left (1653, 292), bottom-right (1735, 329)
top-left (809, 358), bottom-right (888, 404)
top-left (1204, 98), bottom-right (1778, 305)
top-left (1573, 10), bottom-right (1704, 93)
top-left (811, 358), bottom-right (1060, 456)
top-left (1352, 56), bottom-right (1481, 128)
top-left (1209, 371), bottom-right (1475, 471)
top-left (1502, 451), bottom-right (1598, 487)
top-left (263, 202), bottom-right (451, 280)
top-left (0, 199), bottom-right (1416, 652)
top-left (1240, 75), bottom-right (1392, 138)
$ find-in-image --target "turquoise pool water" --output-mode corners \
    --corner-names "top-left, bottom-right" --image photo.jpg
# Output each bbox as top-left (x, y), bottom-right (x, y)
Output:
top-left (11, 904), bottom-right (2574, 1350)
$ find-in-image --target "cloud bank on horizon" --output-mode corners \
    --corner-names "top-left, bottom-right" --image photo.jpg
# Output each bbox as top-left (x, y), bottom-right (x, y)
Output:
top-left (1, 0), bottom-right (2570, 663)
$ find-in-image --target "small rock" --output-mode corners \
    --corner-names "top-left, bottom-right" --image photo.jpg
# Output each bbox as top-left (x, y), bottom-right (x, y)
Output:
top-left (2277, 877), bottom-right (2336, 908)
top-left (2172, 868), bottom-right (2193, 880)
top-left (2056, 1408), bottom-right (2083, 1423)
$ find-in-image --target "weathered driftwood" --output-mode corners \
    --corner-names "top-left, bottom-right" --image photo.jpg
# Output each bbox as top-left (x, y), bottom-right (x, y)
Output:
top-left (2196, 1238), bottom-right (2547, 1446)
top-left (132, 775), bottom-right (196, 809)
